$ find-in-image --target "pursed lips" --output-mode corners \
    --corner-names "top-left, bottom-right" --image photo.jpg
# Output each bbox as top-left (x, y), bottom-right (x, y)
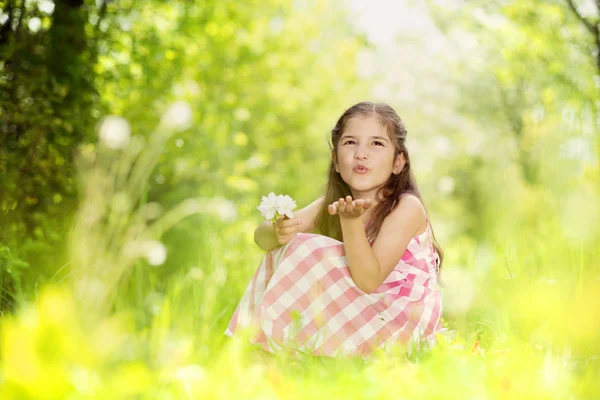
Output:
top-left (353, 165), bottom-right (369, 173)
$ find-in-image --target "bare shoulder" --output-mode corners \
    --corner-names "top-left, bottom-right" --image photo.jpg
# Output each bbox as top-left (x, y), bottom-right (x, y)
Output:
top-left (294, 196), bottom-right (324, 233)
top-left (384, 193), bottom-right (427, 237)
top-left (371, 194), bottom-right (429, 275)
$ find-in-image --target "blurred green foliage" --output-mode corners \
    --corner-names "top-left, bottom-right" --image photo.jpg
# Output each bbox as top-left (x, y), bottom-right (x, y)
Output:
top-left (0, 0), bottom-right (368, 305)
top-left (0, 0), bottom-right (599, 398)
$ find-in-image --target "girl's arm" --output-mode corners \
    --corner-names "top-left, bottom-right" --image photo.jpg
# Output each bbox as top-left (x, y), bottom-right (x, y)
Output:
top-left (254, 197), bottom-right (324, 251)
top-left (338, 194), bottom-right (426, 293)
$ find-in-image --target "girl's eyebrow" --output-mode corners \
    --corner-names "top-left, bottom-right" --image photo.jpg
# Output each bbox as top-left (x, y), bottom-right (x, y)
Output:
top-left (341, 135), bottom-right (389, 142)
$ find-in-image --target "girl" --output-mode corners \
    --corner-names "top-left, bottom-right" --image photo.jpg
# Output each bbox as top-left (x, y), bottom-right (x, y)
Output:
top-left (226, 101), bottom-right (443, 358)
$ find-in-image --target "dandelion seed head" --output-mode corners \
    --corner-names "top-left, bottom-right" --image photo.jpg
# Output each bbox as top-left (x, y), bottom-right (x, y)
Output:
top-left (98, 116), bottom-right (131, 149)
top-left (163, 101), bottom-right (192, 130)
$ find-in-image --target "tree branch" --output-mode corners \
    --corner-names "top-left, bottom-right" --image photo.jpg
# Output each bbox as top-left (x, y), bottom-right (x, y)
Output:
top-left (0, 0), bottom-right (13, 47)
top-left (14, 0), bottom-right (26, 39)
top-left (565, 0), bottom-right (598, 36)
top-left (95, 0), bottom-right (108, 35)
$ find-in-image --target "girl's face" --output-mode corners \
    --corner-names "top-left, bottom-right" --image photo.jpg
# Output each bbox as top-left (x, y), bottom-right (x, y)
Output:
top-left (334, 115), bottom-right (405, 200)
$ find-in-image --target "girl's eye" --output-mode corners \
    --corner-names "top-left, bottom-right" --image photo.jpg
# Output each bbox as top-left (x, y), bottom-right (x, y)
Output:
top-left (374, 141), bottom-right (384, 146)
top-left (343, 140), bottom-right (356, 145)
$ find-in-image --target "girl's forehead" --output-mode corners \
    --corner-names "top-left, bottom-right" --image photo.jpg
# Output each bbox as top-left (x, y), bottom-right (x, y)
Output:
top-left (342, 115), bottom-right (388, 137)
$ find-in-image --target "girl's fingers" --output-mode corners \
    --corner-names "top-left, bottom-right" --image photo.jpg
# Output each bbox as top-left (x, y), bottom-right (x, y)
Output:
top-left (328, 203), bottom-right (337, 215)
top-left (279, 226), bottom-right (295, 235)
top-left (328, 197), bottom-right (374, 217)
top-left (281, 218), bottom-right (302, 228)
top-left (346, 200), bottom-right (355, 213)
top-left (338, 198), bottom-right (346, 213)
top-left (344, 196), bottom-right (353, 212)
top-left (355, 199), bottom-right (370, 209)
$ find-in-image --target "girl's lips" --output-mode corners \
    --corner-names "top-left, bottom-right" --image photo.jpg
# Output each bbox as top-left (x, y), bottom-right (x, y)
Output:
top-left (353, 166), bottom-right (369, 174)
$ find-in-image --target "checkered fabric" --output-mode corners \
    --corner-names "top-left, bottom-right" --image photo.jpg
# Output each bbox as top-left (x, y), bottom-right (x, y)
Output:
top-left (225, 219), bottom-right (442, 358)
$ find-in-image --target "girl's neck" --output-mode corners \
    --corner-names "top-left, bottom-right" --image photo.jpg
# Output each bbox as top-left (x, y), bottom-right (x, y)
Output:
top-left (350, 190), bottom-right (382, 207)
top-left (350, 194), bottom-right (379, 225)
top-left (350, 190), bottom-right (389, 225)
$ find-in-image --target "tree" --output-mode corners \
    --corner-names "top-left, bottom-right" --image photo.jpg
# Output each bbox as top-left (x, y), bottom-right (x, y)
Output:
top-left (565, 0), bottom-right (600, 76)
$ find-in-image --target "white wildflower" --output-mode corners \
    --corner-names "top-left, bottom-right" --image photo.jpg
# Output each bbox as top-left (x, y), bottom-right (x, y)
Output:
top-left (162, 101), bottom-right (192, 131)
top-left (126, 240), bottom-right (168, 266)
top-left (98, 116), bottom-right (131, 149)
top-left (257, 192), bottom-right (279, 220)
top-left (276, 194), bottom-right (297, 218)
top-left (258, 192), bottom-right (297, 221)
top-left (146, 241), bottom-right (167, 266)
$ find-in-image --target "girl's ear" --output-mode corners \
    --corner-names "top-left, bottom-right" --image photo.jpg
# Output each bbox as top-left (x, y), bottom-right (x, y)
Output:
top-left (332, 151), bottom-right (339, 173)
top-left (393, 152), bottom-right (406, 175)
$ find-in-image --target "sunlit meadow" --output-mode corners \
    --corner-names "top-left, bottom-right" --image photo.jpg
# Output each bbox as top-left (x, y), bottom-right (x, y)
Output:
top-left (1, 105), bottom-right (599, 398)
top-left (1, 0), bottom-right (600, 399)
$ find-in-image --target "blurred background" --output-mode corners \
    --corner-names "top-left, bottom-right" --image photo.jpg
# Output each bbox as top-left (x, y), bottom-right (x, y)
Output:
top-left (0, 0), bottom-right (599, 398)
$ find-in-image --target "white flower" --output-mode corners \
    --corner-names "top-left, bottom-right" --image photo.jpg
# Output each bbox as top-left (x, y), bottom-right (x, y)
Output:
top-left (98, 116), bottom-right (131, 149)
top-left (257, 192), bottom-right (279, 220)
top-left (162, 101), bottom-right (192, 131)
top-left (125, 240), bottom-right (168, 266)
top-left (146, 241), bottom-right (167, 266)
top-left (257, 193), bottom-right (297, 221)
top-left (276, 194), bottom-right (296, 218)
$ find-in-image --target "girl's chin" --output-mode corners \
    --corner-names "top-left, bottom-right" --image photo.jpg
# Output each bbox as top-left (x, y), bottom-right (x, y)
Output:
top-left (349, 185), bottom-right (381, 197)
top-left (349, 182), bottom-right (382, 198)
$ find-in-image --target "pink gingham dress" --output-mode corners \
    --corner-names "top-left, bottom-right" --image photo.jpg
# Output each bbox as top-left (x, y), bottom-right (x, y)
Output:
top-left (225, 209), bottom-right (443, 358)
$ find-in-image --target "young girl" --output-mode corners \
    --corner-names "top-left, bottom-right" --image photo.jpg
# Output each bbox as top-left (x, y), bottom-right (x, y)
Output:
top-left (226, 101), bottom-right (443, 358)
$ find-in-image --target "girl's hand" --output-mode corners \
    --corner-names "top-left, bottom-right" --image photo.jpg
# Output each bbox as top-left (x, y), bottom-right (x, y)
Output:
top-left (328, 196), bottom-right (372, 220)
top-left (272, 216), bottom-right (303, 245)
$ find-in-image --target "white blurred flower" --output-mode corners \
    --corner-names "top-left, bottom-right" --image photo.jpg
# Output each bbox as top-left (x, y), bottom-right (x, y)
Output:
top-left (277, 194), bottom-right (297, 218)
top-left (163, 101), bottom-right (192, 130)
top-left (257, 192), bottom-right (279, 220)
top-left (98, 116), bottom-right (131, 149)
top-left (146, 241), bottom-right (167, 266)
top-left (38, 0), bottom-right (55, 14)
top-left (124, 240), bottom-right (168, 266)
top-left (28, 17), bottom-right (41, 32)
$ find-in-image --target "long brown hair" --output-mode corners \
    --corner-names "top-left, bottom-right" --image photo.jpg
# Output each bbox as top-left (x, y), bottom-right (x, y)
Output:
top-left (315, 101), bottom-right (444, 273)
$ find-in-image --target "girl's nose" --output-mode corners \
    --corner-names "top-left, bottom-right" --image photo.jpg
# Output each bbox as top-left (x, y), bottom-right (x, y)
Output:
top-left (354, 147), bottom-right (367, 160)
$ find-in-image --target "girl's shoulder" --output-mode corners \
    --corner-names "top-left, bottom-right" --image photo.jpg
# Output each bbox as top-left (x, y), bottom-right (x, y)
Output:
top-left (397, 192), bottom-right (425, 210)
top-left (387, 192), bottom-right (428, 235)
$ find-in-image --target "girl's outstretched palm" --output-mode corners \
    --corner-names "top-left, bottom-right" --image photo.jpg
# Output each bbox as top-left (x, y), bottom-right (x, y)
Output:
top-left (328, 196), bottom-right (372, 220)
